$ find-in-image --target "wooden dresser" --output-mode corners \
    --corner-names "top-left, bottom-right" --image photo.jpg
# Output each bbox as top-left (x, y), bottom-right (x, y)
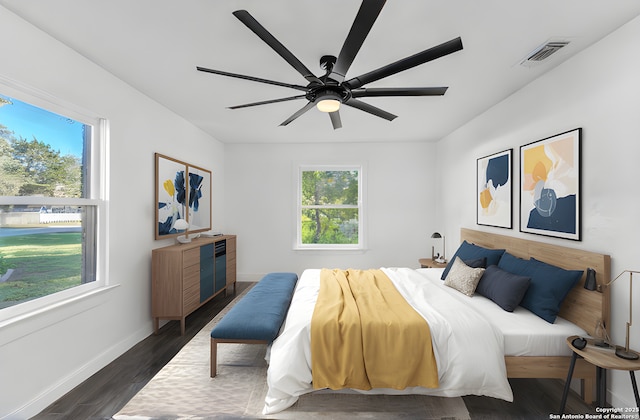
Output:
top-left (152, 235), bottom-right (236, 334)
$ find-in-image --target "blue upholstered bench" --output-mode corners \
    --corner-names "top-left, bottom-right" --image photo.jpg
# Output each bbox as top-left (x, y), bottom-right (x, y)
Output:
top-left (210, 272), bottom-right (298, 377)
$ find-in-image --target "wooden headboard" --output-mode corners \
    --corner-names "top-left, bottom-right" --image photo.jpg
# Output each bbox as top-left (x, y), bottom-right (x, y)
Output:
top-left (460, 228), bottom-right (611, 337)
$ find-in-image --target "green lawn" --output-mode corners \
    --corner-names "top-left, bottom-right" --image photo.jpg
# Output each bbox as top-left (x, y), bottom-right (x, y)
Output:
top-left (0, 233), bottom-right (82, 308)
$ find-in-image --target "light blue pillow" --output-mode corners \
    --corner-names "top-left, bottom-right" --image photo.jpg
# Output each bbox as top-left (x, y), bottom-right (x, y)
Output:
top-left (441, 241), bottom-right (505, 280)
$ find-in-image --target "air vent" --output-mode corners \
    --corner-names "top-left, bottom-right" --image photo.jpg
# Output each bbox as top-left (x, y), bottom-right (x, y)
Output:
top-left (519, 40), bottom-right (570, 67)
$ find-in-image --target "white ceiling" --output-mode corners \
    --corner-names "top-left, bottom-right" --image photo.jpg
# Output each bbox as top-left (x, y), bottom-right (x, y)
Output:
top-left (2, 0), bottom-right (640, 144)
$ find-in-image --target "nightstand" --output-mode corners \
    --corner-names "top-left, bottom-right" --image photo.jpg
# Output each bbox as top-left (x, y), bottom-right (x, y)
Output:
top-left (418, 258), bottom-right (448, 269)
top-left (560, 335), bottom-right (640, 413)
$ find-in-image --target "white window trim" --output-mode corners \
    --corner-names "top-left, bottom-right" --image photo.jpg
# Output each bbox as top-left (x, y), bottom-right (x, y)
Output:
top-left (294, 163), bottom-right (366, 251)
top-left (0, 75), bottom-right (109, 325)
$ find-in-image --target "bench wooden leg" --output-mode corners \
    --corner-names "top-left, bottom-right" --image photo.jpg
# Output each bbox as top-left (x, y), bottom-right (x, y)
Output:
top-left (210, 338), bottom-right (270, 378)
top-left (211, 338), bottom-right (218, 377)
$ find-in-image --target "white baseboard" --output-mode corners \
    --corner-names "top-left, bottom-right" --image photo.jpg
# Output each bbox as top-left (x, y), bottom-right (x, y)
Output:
top-left (5, 325), bottom-right (150, 420)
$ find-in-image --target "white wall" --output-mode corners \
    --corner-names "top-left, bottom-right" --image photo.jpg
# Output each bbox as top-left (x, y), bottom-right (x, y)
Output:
top-left (225, 141), bottom-right (439, 279)
top-left (0, 7), bottom-right (225, 418)
top-left (436, 15), bottom-right (640, 407)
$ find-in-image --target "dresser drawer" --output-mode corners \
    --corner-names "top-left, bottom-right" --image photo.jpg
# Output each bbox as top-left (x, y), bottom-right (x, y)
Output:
top-left (183, 247), bottom-right (200, 268)
top-left (183, 265), bottom-right (200, 313)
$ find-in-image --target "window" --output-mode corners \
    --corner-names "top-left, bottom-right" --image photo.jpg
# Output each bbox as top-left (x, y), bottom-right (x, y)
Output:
top-left (296, 165), bottom-right (364, 250)
top-left (0, 85), bottom-right (106, 317)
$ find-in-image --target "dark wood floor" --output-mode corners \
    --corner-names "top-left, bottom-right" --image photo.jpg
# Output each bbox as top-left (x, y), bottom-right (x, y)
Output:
top-left (32, 281), bottom-right (597, 420)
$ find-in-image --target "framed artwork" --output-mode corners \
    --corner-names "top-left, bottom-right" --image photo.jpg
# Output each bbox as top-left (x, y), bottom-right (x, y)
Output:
top-left (155, 153), bottom-right (212, 240)
top-left (156, 153), bottom-right (187, 239)
top-left (185, 164), bottom-right (212, 233)
top-left (477, 149), bottom-right (513, 229)
top-left (520, 128), bottom-right (581, 240)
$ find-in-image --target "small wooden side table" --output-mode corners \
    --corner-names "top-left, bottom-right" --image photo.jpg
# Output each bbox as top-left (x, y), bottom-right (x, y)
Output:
top-left (418, 258), bottom-right (448, 269)
top-left (561, 335), bottom-right (640, 413)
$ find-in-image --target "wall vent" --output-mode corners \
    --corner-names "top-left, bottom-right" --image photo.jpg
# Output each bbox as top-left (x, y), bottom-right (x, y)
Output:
top-left (520, 40), bottom-right (570, 67)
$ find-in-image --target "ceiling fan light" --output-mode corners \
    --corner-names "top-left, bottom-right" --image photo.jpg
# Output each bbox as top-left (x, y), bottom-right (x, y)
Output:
top-left (316, 99), bottom-right (341, 113)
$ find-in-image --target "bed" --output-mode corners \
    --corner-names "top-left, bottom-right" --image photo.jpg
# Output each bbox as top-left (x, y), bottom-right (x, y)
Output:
top-left (262, 228), bottom-right (611, 414)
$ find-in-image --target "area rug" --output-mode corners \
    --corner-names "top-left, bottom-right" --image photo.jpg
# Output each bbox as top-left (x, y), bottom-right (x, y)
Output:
top-left (114, 286), bottom-right (470, 420)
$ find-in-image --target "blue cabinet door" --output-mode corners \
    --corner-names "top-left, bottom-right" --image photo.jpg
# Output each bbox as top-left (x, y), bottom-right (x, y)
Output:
top-left (200, 244), bottom-right (214, 302)
top-left (215, 255), bottom-right (226, 293)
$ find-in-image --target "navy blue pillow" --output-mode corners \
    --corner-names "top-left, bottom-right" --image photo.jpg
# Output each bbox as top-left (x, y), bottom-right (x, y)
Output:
top-left (497, 253), bottom-right (583, 323)
top-left (497, 252), bottom-right (531, 275)
top-left (441, 241), bottom-right (505, 280)
top-left (476, 265), bottom-right (530, 312)
top-left (531, 257), bottom-right (583, 306)
top-left (464, 257), bottom-right (487, 269)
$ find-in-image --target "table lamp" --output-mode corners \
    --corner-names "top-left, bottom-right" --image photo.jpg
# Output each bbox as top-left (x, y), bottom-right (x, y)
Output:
top-left (173, 219), bottom-right (191, 244)
top-left (431, 232), bottom-right (445, 263)
top-left (607, 270), bottom-right (639, 360)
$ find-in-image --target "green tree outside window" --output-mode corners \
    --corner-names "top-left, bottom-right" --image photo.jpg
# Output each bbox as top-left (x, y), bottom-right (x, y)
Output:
top-left (300, 169), bottom-right (360, 246)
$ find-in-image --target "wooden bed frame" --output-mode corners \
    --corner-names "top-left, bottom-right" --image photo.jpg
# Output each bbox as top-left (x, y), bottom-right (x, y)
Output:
top-left (460, 228), bottom-right (611, 403)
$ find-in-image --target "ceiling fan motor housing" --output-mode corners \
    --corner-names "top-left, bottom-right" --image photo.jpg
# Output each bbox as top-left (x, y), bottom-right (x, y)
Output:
top-left (308, 86), bottom-right (350, 105)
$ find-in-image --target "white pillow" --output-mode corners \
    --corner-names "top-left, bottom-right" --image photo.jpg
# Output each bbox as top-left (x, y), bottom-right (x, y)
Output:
top-left (443, 256), bottom-right (486, 296)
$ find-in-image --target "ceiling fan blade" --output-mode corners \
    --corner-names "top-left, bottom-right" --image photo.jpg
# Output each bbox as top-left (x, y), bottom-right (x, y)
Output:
top-left (344, 98), bottom-right (397, 121)
top-left (228, 95), bottom-right (307, 110)
top-left (329, 110), bottom-right (342, 130)
top-left (280, 101), bottom-right (316, 126)
top-left (196, 67), bottom-right (308, 92)
top-left (233, 10), bottom-right (323, 85)
top-left (351, 87), bottom-right (448, 98)
top-left (345, 37), bottom-right (463, 90)
top-left (328, 0), bottom-right (387, 83)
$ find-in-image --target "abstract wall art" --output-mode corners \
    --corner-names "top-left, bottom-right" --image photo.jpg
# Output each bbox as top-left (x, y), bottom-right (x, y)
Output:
top-left (155, 153), bottom-right (211, 240)
top-left (155, 153), bottom-right (187, 239)
top-left (185, 164), bottom-right (211, 233)
top-left (477, 149), bottom-right (512, 228)
top-left (520, 128), bottom-right (581, 240)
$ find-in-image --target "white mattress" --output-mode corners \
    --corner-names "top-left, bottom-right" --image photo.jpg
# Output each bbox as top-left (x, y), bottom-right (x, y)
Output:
top-left (416, 268), bottom-right (586, 357)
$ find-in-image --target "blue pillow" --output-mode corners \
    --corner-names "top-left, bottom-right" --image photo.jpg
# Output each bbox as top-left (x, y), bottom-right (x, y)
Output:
top-left (497, 252), bottom-right (531, 275)
top-left (531, 258), bottom-right (583, 305)
top-left (464, 257), bottom-right (487, 269)
top-left (497, 253), bottom-right (583, 323)
top-left (441, 241), bottom-right (505, 280)
top-left (476, 265), bottom-right (530, 312)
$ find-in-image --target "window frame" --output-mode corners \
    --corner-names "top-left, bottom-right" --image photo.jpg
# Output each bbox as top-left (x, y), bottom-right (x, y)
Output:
top-left (0, 76), bottom-right (109, 324)
top-left (294, 163), bottom-right (366, 251)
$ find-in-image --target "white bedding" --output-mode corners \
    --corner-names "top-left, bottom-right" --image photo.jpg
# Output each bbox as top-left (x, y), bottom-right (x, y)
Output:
top-left (263, 267), bottom-right (517, 414)
top-left (417, 268), bottom-right (587, 357)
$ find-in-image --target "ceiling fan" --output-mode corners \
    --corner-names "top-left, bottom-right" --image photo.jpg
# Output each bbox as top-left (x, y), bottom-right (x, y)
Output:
top-left (196, 0), bottom-right (463, 129)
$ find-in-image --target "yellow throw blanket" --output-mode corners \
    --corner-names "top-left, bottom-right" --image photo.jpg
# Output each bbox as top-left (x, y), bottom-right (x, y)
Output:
top-left (311, 268), bottom-right (439, 390)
